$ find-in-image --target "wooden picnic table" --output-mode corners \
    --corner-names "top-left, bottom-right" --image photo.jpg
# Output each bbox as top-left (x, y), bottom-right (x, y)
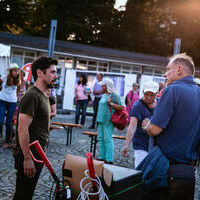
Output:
top-left (51, 122), bottom-right (82, 146)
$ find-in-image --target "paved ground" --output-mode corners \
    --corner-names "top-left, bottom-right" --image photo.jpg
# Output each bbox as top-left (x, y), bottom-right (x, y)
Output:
top-left (0, 113), bottom-right (200, 199)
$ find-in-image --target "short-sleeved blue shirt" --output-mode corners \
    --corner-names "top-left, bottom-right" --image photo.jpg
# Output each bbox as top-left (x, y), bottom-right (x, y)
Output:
top-left (151, 76), bottom-right (200, 163)
top-left (130, 99), bottom-right (155, 151)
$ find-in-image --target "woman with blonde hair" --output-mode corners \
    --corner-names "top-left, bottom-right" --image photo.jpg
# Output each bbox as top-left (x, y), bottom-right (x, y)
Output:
top-left (0, 63), bottom-right (20, 148)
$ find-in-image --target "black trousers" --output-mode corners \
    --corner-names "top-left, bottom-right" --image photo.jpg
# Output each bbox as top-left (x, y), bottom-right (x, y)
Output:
top-left (91, 97), bottom-right (101, 127)
top-left (13, 155), bottom-right (44, 200)
top-left (144, 164), bottom-right (195, 200)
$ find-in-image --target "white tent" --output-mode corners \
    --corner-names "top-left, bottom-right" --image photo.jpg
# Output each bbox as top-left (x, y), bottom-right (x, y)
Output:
top-left (0, 43), bottom-right (10, 76)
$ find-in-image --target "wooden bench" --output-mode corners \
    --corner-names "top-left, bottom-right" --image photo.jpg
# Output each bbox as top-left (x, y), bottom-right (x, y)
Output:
top-left (50, 125), bottom-right (63, 131)
top-left (52, 122), bottom-right (82, 146)
top-left (82, 131), bottom-right (126, 157)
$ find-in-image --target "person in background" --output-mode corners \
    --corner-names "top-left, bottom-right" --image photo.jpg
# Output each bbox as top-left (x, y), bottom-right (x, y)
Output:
top-left (13, 56), bottom-right (58, 200)
top-left (122, 81), bottom-right (159, 168)
top-left (157, 81), bottom-right (165, 98)
top-left (45, 88), bottom-right (56, 119)
top-left (142, 53), bottom-right (200, 200)
top-left (74, 74), bottom-right (90, 126)
top-left (96, 79), bottom-right (122, 164)
top-left (17, 69), bottom-right (30, 103)
top-left (89, 73), bottom-right (103, 129)
top-left (125, 83), bottom-right (140, 117)
top-left (12, 69), bottom-right (30, 125)
top-left (0, 63), bottom-right (20, 148)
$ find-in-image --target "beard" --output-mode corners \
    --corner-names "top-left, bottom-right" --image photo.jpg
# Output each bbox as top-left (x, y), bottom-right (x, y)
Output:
top-left (46, 79), bottom-right (56, 89)
top-left (47, 84), bottom-right (54, 89)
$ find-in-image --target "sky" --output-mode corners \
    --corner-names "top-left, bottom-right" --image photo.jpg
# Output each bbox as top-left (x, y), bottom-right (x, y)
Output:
top-left (114, 0), bottom-right (127, 10)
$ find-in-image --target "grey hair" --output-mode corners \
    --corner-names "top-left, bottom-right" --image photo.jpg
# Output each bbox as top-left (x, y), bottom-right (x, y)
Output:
top-left (168, 53), bottom-right (195, 75)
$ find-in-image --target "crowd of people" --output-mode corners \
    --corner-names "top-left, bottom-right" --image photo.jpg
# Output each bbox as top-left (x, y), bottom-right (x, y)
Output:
top-left (1, 53), bottom-right (200, 199)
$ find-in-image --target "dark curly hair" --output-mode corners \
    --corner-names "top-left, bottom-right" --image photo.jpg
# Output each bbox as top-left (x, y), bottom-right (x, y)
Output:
top-left (32, 56), bottom-right (58, 81)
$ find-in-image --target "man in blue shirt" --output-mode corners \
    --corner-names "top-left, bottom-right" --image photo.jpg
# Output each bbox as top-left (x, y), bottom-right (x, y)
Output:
top-left (122, 81), bottom-right (159, 168)
top-left (142, 53), bottom-right (200, 200)
top-left (89, 73), bottom-right (103, 129)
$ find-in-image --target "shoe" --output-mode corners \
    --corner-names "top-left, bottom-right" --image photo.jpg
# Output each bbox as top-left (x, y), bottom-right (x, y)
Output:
top-left (105, 160), bottom-right (113, 165)
top-left (2, 143), bottom-right (9, 149)
top-left (88, 125), bottom-right (95, 129)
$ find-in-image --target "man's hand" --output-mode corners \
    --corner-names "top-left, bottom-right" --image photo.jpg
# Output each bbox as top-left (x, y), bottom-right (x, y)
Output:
top-left (142, 118), bottom-right (150, 130)
top-left (23, 158), bottom-right (36, 178)
top-left (122, 145), bottom-right (129, 157)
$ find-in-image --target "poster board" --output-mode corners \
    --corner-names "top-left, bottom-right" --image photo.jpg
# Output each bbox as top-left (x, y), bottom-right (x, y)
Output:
top-left (63, 70), bottom-right (137, 111)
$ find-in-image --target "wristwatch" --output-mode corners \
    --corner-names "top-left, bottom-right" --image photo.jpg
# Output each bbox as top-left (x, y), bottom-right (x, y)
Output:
top-left (110, 102), bottom-right (114, 106)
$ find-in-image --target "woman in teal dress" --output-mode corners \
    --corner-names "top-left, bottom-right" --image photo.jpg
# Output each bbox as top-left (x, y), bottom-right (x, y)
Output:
top-left (97, 79), bottom-right (122, 164)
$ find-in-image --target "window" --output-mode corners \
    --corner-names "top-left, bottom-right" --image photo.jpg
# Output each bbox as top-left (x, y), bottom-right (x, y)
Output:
top-left (77, 60), bottom-right (87, 70)
top-left (98, 67), bottom-right (108, 72)
top-left (11, 55), bottom-right (23, 67)
top-left (123, 65), bottom-right (131, 70)
top-left (154, 69), bottom-right (163, 76)
top-left (12, 50), bottom-right (23, 55)
top-left (88, 61), bottom-right (97, 66)
top-left (88, 66), bottom-right (97, 71)
top-left (65, 59), bottom-right (73, 69)
top-left (143, 68), bottom-right (153, 75)
top-left (132, 66), bottom-right (141, 73)
top-left (110, 64), bottom-right (121, 73)
top-left (78, 60), bottom-right (87, 65)
top-left (99, 62), bottom-right (108, 67)
top-left (24, 57), bottom-right (34, 64)
top-left (25, 52), bottom-right (35, 57)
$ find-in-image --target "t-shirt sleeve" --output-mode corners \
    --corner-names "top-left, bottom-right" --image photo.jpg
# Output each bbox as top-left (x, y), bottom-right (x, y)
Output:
top-left (19, 93), bottom-right (39, 117)
top-left (130, 102), bottom-right (142, 121)
top-left (151, 87), bottom-right (175, 128)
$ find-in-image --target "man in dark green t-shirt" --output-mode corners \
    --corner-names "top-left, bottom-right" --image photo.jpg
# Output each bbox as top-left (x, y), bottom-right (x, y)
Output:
top-left (13, 56), bottom-right (58, 200)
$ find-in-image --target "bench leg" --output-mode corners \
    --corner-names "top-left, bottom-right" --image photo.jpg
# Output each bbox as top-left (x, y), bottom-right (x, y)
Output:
top-left (93, 136), bottom-right (98, 157)
top-left (90, 136), bottom-right (98, 157)
top-left (69, 127), bottom-right (73, 145)
top-left (63, 126), bottom-right (69, 146)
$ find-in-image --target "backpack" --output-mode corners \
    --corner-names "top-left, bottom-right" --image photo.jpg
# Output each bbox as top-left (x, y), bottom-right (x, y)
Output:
top-left (125, 91), bottom-right (133, 106)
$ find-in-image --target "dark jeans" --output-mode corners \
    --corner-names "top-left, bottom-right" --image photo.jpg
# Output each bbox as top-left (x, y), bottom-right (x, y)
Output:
top-left (75, 99), bottom-right (88, 125)
top-left (0, 99), bottom-right (17, 143)
top-left (13, 155), bottom-right (44, 200)
top-left (144, 164), bottom-right (195, 200)
top-left (91, 97), bottom-right (101, 127)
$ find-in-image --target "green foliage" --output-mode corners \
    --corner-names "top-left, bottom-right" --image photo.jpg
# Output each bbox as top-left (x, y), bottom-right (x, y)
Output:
top-left (1, 0), bottom-right (200, 65)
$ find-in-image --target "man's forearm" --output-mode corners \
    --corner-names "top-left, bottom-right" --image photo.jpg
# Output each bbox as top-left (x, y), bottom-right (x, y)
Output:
top-left (18, 126), bottom-right (32, 160)
top-left (124, 125), bottom-right (137, 147)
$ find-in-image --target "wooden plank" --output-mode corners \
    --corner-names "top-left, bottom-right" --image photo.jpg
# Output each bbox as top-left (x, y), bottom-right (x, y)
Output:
top-left (50, 126), bottom-right (63, 131)
top-left (82, 131), bottom-right (126, 140)
top-left (52, 121), bottom-right (82, 128)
